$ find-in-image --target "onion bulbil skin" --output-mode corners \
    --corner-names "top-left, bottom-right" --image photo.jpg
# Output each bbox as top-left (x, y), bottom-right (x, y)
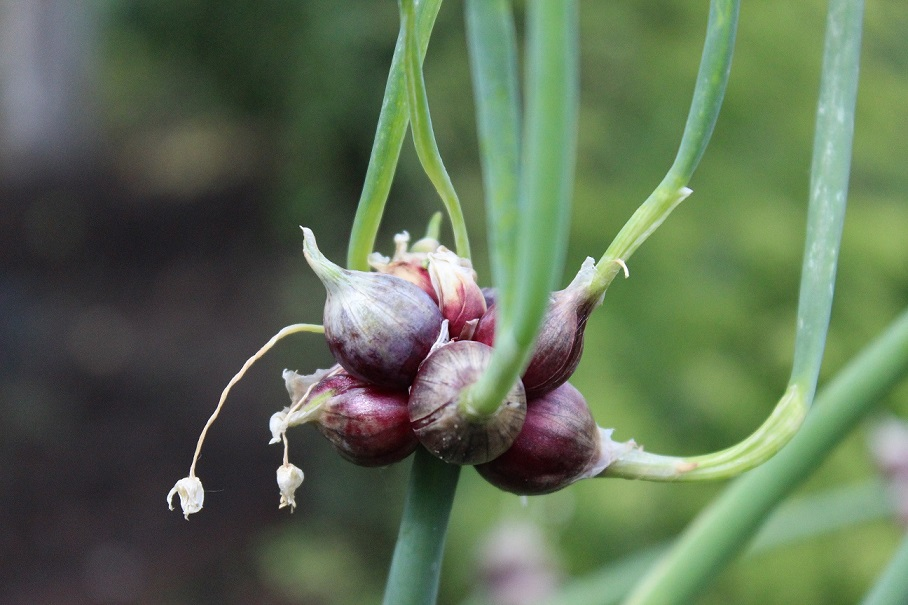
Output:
top-left (473, 258), bottom-right (602, 398)
top-left (302, 227), bottom-right (443, 389)
top-left (409, 340), bottom-right (527, 465)
top-left (310, 373), bottom-right (418, 467)
top-left (475, 381), bottom-right (602, 495)
top-left (284, 369), bottom-right (418, 467)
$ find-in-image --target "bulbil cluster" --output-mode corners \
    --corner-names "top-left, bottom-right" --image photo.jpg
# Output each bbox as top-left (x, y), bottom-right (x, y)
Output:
top-left (281, 228), bottom-right (623, 496)
top-left (168, 227), bottom-right (628, 519)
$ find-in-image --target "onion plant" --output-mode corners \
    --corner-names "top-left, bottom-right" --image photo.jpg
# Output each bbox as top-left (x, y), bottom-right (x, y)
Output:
top-left (168, 0), bottom-right (908, 603)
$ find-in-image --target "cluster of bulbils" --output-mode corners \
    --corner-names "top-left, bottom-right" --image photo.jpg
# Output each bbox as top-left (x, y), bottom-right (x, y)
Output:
top-left (275, 228), bottom-right (630, 493)
top-left (168, 227), bottom-right (632, 519)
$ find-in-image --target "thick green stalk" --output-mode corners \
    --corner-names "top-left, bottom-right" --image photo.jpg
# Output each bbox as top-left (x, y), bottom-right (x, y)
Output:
top-left (621, 305), bottom-right (908, 605)
top-left (604, 0), bottom-right (861, 481)
top-left (401, 0), bottom-right (471, 259)
top-left (465, 0), bottom-right (521, 321)
top-left (549, 482), bottom-right (891, 605)
top-left (346, 0), bottom-right (441, 270)
top-left (861, 532), bottom-right (908, 605)
top-left (594, 0), bottom-right (739, 292)
top-left (546, 481), bottom-right (892, 605)
top-left (382, 448), bottom-right (460, 605)
top-left (463, 0), bottom-right (578, 418)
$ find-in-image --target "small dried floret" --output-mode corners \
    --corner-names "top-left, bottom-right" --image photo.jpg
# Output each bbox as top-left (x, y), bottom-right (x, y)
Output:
top-left (277, 463), bottom-right (304, 511)
top-left (167, 476), bottom-right (204, 520)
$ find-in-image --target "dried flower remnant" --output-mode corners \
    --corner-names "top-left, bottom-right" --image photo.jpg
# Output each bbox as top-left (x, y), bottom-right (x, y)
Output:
top-left (277, 463), bottom-right (305, 511)
top-left (167, 476), bottom-right (204, 520)
top-left (166, 323), bottom-right (324, 519)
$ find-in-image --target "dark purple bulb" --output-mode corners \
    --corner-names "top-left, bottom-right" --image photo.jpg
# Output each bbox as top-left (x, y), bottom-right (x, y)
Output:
top-left (288, 370), bottom-right (418, 467)
top-left (473, 258), bottom-right (601, 398)
top-left (475, 381), bottom-right (603, 495)
top-left (302, 228), bottom-right (443, 389)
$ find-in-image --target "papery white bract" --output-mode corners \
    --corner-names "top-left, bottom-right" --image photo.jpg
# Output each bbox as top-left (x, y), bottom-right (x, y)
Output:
top-left (277, 463), bottom-right (304, 511)
top-left (427, 246), bottom-right (486, 339)
top-left (167, 476), bottom-right (204, 520)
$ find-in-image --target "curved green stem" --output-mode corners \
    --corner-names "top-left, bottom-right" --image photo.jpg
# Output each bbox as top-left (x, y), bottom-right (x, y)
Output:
top-left (463, 0), bottom-right (579, 419)
top-left (346, 0), bottom-right (442, 270)
top-left (622, 305), bottom-right (908, 605)
top-left (382, 448), bottom-right (460, 605)
top-left (593, 0), bottom-right (739, 293)
top-left (401, 0), bottom-right (471, 259)
top-left (789, 0), bottom-right (863, 403)
top-left (465, 0), bottom-right (521, 320)
top-left (603, 384), bottom-right (807, 481)
top-left (602, 0), bottom-right (859, 482)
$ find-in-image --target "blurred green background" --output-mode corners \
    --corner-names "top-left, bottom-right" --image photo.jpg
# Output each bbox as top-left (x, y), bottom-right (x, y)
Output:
top-left (1, 1), bottom-right (906, 604)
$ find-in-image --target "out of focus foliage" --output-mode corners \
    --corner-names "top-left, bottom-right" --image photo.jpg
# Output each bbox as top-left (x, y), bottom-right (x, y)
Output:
top-left (2, 1), bottom-right (905, 604)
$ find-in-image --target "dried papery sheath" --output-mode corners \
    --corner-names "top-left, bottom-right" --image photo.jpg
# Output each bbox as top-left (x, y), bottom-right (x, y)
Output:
top-left (474, 258), bottom-right (602, 398)
top-left (302, 227), bottom-right (443, 389)
top-left (270, 366), bottom-right (338, 444)
top-left (283, 369), bottom-right (418, 467)
top-left (428, 247), bottom-right (487, 339)
top-left (409, 340), bottom-right (526, 465)
top-left (476, 382), bottom-right (604, 495)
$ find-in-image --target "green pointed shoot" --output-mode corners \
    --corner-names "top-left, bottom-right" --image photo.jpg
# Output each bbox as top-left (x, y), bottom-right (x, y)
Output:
top-left (603, 0), bottom-right (861, 481)
top-left (462, 0), bottom-right (579, 419)
top-left (593, 0), bottom-right (739, 293)
top-left (400, 0), bottom-right (471, 259)
top-left (346, 0), bottom-right (441, 271)
top-left (465, 0), bottom-right (521, 321)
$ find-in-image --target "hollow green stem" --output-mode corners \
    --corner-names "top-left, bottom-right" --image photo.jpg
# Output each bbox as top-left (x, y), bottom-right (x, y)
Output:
top-left (603, 0), bottom-right (860, 482)
top-left (400, 0), bottom-right (471, 259)
top-left (861, 532), bottom-right (908, 605)
top-left (593, 0), bottom-right (739, 293)
top-left (465, 0), bottom-right (521, 320)
top-left (603, 384), bottom-right (807, 481)
top-left (621, 305), bottom-right (908, 605)
top-left (462, 0), bottom-right (578, 419)
top-left (789, 0), bottom-right (864, 403)
top-left (382, 448), bottom-right (460, 605)
top-left (346, 0), bottom-right (441, 271)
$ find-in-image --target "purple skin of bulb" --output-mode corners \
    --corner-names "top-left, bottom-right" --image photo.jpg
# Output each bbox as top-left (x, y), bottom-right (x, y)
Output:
top-left (311, 373), bottom-right (418, 467)
top-left (472, 260), bottom-right (601, 398)
top-left (475, 381), bottom-right (600, 495)
top-left (302, 227), bottom-right (444, 389)
top-left (409, 340), bottom-right (527, 465)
